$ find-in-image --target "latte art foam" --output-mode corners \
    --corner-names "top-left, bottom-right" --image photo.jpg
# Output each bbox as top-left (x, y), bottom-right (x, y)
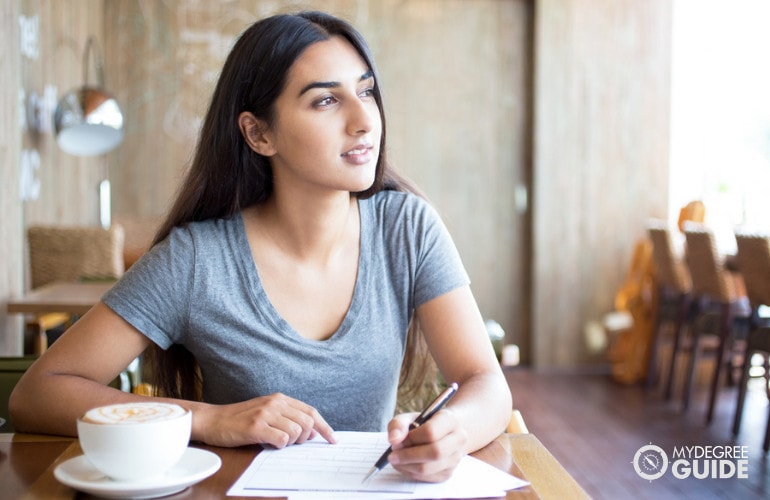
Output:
top-left (82, 402), bottom-right (187, 424)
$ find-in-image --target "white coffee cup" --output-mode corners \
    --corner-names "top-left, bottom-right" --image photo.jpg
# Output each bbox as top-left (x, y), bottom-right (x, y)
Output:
top-left (77, 402), bottom-right (192, 482)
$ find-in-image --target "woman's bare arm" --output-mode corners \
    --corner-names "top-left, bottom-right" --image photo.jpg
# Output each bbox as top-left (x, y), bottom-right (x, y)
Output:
top-left (10, 302), bottom-right (153, 436)
top-left (9, 302), bottom-right (335, 447)
top-left (387, 285), bottom-right (511, 481)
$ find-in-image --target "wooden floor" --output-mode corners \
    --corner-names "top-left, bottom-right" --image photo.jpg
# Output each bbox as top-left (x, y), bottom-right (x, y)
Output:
top-left (505, 367), bottom-right (769, 499)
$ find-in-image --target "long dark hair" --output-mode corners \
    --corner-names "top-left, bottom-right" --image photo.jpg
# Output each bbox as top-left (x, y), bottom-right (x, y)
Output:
top-left (146, 11), bottom-right (435, 407)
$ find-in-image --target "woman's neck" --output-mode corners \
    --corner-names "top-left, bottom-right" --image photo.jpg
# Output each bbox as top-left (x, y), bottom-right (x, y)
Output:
top-left (246, 190), bottom-right (359, 264)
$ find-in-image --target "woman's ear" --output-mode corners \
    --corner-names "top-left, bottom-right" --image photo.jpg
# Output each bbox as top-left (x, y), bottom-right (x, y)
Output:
top-left (238, 112), bottom-right (276, 156)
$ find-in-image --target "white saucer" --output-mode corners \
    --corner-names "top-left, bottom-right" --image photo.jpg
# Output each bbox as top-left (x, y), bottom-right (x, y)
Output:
top-left (54, 447), bottom-right (221, 499)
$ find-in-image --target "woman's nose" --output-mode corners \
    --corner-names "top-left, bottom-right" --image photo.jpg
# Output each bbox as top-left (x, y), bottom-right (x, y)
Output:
top-left (346, 98), bottom-right (378, 136)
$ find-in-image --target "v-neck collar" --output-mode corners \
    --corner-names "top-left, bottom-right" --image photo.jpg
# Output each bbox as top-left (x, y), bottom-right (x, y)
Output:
top-left (236, 198), bottom-right (370, 345)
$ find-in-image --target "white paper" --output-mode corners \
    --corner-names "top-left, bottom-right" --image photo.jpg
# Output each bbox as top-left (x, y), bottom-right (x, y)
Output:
top-left (227, 431), bottom-right (528, 499)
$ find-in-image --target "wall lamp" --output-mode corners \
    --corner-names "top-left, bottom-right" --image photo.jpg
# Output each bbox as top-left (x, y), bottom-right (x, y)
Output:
top-left (54, 36), bottom-right (124, 157)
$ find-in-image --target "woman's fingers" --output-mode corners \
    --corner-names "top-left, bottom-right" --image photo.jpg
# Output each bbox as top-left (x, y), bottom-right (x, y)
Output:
top-left (390, 438), bottom-right (463, 482)
top-left (387, 409), bottom-right (467, 482)
top-left (310, 408), bottom-right (337, 444)
top-left (198, 393), bottom-right (335, 448)
top-left (255, 394), bottom-right (335, 447)
top-left (387, 412), bottom-right (417, 449)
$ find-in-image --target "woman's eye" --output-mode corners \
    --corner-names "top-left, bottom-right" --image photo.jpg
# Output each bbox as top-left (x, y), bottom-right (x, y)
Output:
top-left (359, 87), bottom-right (375, 99)
top-left (315, 96), bottom-right (337, 107)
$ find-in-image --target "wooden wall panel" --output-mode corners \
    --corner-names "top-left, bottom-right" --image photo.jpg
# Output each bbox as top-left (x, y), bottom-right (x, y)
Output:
top-left (369, 0), bottom-right (533, 360)
top-left (0, 0), bottom-right (24, 354)
top-left (532, 0), bottom-right (672, 366)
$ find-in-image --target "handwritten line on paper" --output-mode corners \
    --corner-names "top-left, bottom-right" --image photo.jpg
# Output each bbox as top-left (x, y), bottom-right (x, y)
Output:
top-left (227, 431), bottom-right (530, 499)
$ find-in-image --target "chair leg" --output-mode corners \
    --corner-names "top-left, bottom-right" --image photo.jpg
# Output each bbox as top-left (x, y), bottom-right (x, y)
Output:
top-left (706, 304), bottom-right (731, 424)
top-left (664, 332), bottom-right (679, 400)
top-left (665, 316), bottom-right (686, 401)
top-left (646, 316), bottom-right (663, 389)
top-left (732, 348), bottom-right (752, 436)
top-left (665, 294), bottom-right (693, 400)
top-left (34, 324), bottom-right (48, 356)
top-left (764, 406), bottom-right (770, 453)
top-left (682, 334), bottom-right (699, 412)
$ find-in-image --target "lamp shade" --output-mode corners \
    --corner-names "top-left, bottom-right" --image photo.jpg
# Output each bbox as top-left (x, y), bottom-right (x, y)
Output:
top-left (54, 85), bottom-right (124, 156)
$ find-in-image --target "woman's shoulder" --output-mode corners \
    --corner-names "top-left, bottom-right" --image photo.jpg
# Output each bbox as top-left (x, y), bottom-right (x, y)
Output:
top-left (152, 215), bottom-right (243, 258)
top-left (370, 188), bottom-right (420, 203)
top-left (363, 190), bottom-right (445, 241)
top-left (367, 189), bottom-right (433, 217)
top-left (165, 214), bottom-right (241, 239)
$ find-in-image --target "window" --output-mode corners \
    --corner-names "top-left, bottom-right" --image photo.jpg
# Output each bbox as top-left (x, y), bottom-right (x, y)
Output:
top-left (670, 0), bottom-right (770, 251)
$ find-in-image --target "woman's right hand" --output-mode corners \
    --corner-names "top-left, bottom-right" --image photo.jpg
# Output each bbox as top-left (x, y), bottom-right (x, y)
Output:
top-left (192, 393), bottom-right (336, 448)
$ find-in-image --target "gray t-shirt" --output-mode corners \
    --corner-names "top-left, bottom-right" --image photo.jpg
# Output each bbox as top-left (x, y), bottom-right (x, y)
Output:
top-left (103, 190), bottom-right (468, 431)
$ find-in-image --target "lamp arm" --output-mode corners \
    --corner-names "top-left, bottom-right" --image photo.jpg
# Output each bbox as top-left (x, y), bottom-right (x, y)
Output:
top-left (82, 36), bottom-right (105, 88)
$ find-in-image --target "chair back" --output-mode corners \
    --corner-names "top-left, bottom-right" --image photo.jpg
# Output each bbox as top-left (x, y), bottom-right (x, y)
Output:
top-left (27, 225), bottom-right (125, 289)
top-left (683, 225), bottom-right (735, 303)
top-left (677, 200), bottom-right (705, 232)
top-left (648, 221), bottom-right (690, 294)
top-left (734, 232), bottom-right (770, 309)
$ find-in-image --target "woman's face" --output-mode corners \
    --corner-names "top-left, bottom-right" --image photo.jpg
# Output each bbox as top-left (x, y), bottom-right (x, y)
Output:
top-left (261, 36), bottom-right (382, 196)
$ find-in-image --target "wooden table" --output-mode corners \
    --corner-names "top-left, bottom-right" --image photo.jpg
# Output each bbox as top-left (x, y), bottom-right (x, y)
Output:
top-left (6, 281), bottom-right (114, 316)
top-left (1, 432), bottom-right (589, 499)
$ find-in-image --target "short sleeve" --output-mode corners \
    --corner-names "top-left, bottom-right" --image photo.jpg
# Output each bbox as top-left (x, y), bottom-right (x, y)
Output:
top-left (409, 198), bottom-right (470, 307)
top-left (371, 192), bottom-right (470, 310)
top-left (102, 226), bottom-right (196, 349)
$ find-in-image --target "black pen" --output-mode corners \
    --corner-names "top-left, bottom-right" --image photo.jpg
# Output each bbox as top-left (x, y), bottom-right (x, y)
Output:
top-left (363, 382), bottom-right (459, 482)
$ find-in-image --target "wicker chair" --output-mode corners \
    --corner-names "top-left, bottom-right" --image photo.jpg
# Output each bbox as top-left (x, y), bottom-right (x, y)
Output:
top-left (731, 232), bottom-right (770, 451)
top-left (647, 221), bottom-right (692, 397)
top-left (682, 224), bottom-right (750, 423)
top-left (25, 224), bottom-right (125, 354)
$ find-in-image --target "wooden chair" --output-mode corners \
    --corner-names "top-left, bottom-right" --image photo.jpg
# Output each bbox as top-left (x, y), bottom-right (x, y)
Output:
top-left (25, 224), bottom-right (125, 354)
top-left (606, 238), bottom-right (656, 385)
top-left (647, 222), bottom-right (692, 396)
top-left (731, 232), bottom-right (770, 451)
top-left (677, 200), bottom-right (705, 232)
top-left (682, 225), bottom-right (751, 423)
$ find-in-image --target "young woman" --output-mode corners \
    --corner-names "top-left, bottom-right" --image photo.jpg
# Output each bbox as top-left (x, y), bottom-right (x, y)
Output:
top-left (10, 11), bottom-right (511, 482)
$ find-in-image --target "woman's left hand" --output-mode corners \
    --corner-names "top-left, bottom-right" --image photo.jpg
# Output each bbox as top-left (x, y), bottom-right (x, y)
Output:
top-left (386, 408), bottom-right (468, 482)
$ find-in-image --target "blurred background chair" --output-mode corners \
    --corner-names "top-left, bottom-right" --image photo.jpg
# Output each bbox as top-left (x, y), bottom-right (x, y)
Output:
top-left (647, 221), bottom-right (692, 397)
top-left (731, 232), bottom-right (770, 451)
top-left (682, 224), bottom-right (750, 423)
top-left (606, 238), bottom-right (656, 385)
top-left (677, 200), bottom-right (705, 232)
top-left (25, 224), bottom-right (125, 354)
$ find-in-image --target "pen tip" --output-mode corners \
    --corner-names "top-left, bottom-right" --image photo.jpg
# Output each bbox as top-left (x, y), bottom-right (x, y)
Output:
top-left (362, 466), bottom-right (378, 483)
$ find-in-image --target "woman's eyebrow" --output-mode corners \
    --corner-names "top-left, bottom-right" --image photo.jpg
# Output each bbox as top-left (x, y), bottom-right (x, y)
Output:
top-left (298, 70), bottom-right (374, 97)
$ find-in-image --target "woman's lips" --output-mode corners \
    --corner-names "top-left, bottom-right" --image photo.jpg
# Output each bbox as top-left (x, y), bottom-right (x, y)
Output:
top-left (342, 145), bottom-right (374, 165)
